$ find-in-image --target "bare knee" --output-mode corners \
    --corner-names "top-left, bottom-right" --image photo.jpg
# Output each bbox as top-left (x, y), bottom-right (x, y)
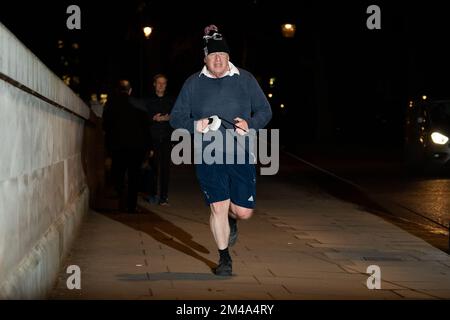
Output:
top-left (210, 200), bottom-right (230, 216)
top-left (233, 206), bottom-right (253, 220)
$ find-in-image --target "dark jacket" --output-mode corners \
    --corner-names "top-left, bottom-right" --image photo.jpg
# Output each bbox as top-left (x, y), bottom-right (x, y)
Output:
top-left (145, 93), bottom-right (175, 140)
top-left (103, 94), bottom-right (152, 151)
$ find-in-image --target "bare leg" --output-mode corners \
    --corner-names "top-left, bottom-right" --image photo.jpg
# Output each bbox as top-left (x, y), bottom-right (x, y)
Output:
top-left (229, 202), bottom-right (253, 220)
top-left (210, 199), bottom-right (231, 250)
top-left (228, 210), bottom-right (238, 219)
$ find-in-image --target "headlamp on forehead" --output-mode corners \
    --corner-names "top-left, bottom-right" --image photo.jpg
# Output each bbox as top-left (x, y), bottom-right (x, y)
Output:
top-left (203, 32), bottom-right (223, 41)
top-left (203, 25), bottom-right (230, 56)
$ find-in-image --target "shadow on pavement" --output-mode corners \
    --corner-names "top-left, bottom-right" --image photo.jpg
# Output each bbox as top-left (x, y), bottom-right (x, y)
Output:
top-left (100, 207), bottom-right (217, 271)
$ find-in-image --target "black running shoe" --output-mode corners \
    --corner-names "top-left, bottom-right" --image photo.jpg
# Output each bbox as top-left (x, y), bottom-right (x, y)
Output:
top-left (228, 216), bottom-right (238, 247)
top-left (214, 258), bottom-right (232, 276)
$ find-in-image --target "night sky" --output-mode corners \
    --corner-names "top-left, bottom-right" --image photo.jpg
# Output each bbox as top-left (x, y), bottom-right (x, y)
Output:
top-left (2, 0), bottom-right (450, 147)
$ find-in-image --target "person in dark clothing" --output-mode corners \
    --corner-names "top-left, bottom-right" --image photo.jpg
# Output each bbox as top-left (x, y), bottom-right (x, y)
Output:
top-left (103, 79), bottom-right (152, 213)
top-left (145, 74), bottom-right (175, 206)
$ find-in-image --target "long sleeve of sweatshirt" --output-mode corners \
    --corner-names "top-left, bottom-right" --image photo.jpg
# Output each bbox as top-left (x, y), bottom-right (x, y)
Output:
top-left (170, 69), bottom-right (272, 134)
top-left (246, 73), bottom-right (272, 130)
top-left (169, 78), bottom-right (196, 134)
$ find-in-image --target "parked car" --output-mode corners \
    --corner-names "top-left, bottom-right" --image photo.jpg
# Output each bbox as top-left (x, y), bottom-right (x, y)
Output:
top-left (404, 99), bottom-right (450, 173)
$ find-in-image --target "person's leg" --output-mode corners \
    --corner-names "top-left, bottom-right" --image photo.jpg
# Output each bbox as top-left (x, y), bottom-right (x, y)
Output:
top-left (111, 150), bottom-right (127, 211)
top-left (229, 203), bottom-right (253, 220)
top-left (227, 163), bottom-right (257, 246)
top-left (126, 149), bottom-right (145, 212)
top-left (195, 162), bottom-right (232, 275)
top-left (226, 203), bottom-right (253, 247)
top-left (111, 150), bottom-right (128, 211)
top-left (148, 140), bottom-right (160, 203)
top-left (210, 199), bottom-right (233, 275)
top-left (210, 199), bottom-right (231, 249)
top-left (159, 138), bottom-right (171, 203)
top-left (111, 150), bottom-right (127, 196)
top-left (140, 163), bottom-right (152, 194)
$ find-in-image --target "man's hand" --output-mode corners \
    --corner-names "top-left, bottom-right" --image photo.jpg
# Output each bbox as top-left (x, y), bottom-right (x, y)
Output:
top-left (196, 118), bottom-right (210, 133)
top-left (234, 117), bottom-right (249, 135)
top-left (160, 114), bottom-right (170, 121)
top-left (152, 113), bottom-right (162, 121)
top-left (153, 113), bottom-right (170, 122)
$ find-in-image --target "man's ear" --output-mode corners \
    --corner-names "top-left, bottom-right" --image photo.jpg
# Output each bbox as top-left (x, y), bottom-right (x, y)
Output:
top-left (203, 56), bottom-right (207, 64)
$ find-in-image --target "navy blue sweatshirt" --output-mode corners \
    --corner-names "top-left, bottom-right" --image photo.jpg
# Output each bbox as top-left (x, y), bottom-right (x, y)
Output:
top-left (170, 68), bottom-right (272, 135)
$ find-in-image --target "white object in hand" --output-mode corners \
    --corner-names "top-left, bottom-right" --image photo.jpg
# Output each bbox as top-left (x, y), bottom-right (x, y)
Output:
top-left (208, 115), bottom-right (221, 131)
top-left (200, 115), bottom-right (221, 133)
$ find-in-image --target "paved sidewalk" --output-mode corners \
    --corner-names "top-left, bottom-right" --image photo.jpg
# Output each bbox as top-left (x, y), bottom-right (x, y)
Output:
top-left (50, 156), bottom-right (450, 300)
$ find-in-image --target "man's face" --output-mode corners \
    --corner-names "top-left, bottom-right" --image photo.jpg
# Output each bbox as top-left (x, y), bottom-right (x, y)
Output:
top-left (204, 52), bottom-right (229, 78)
top-left (154, 77), bottom-right (167, 95)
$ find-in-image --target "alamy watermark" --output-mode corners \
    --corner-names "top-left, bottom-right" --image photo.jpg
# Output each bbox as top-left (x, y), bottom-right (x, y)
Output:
top-left (64, 5), bottom-right (380, 32)
top-left (366, 265), bottom-right (381, 289)
top-left (66, 265), bottom-right (81, 290)
top-left (171, 128), bottom-right (279, 175)
top-left (366, 5), bottom-right (381, 30)
top-left (66, 5), bottom-right (81, 30)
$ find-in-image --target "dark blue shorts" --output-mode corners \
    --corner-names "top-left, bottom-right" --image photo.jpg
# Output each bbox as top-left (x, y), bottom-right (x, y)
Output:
top-left (195, 162), bottom-right (256, 209)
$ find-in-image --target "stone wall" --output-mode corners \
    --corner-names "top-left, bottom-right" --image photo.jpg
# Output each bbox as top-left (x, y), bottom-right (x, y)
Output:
top-left (0, 22), bottom-right (90, 299)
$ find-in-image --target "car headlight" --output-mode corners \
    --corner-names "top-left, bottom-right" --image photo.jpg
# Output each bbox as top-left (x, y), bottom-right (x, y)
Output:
top-left (431, 132), bottom-right (449, 145)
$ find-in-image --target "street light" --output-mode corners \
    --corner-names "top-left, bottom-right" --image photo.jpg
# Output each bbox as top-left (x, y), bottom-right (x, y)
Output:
top-left (140, 26), bottom-right (152, 96)
top-left (143, 26), bottom-right (152, 39)
top-left (269, 77), bottom-right (276, 88)
top-left (281, 23), bottom-right (296, 38)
